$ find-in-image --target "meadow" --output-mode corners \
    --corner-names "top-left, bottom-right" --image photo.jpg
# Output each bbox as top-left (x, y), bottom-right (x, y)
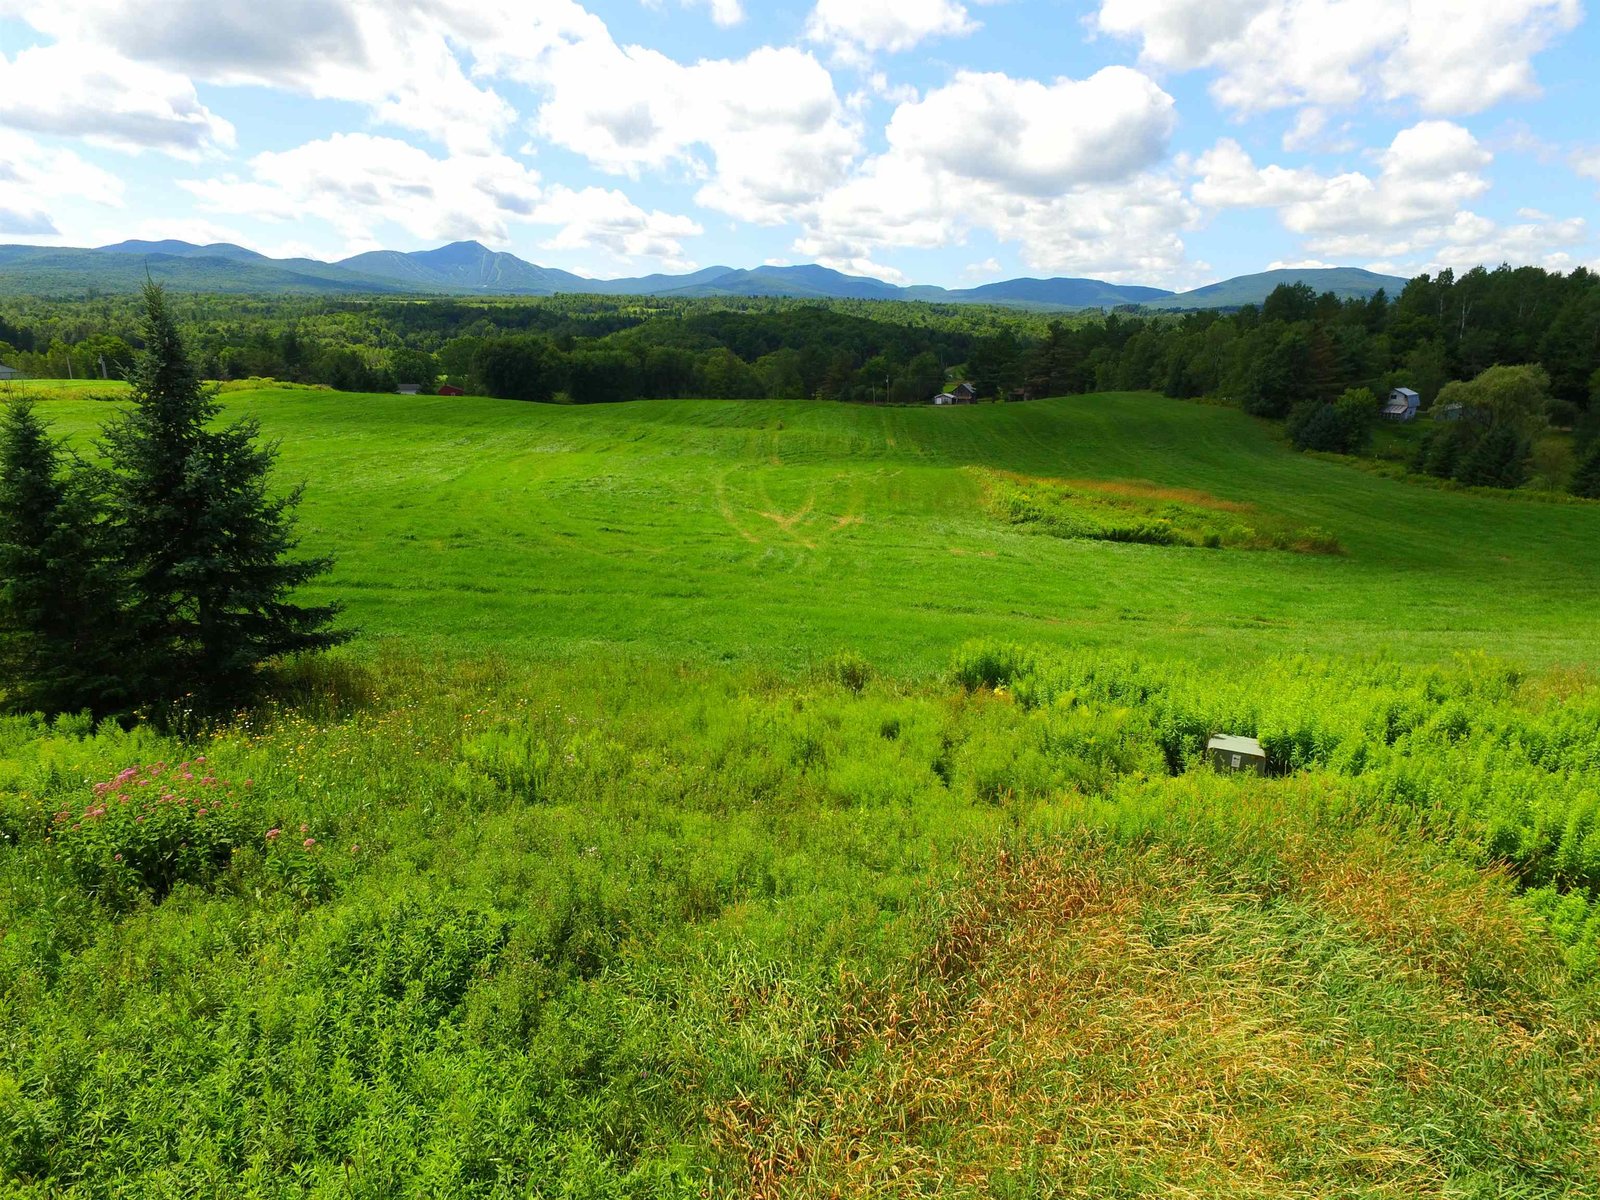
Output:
top-left (3, 383), bottom-right (1600, 1197)
top-left (14, 381), bottom-right (1600, 670)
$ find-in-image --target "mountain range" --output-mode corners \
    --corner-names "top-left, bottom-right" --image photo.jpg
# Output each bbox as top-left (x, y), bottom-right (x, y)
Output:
top-left (0, 239), bottom-right (1408, 311)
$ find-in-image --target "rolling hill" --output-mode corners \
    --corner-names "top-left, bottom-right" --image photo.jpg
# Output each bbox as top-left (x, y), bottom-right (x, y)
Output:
top-left (0, 239), bottom-right (1404, 309)
top-left (1148, 267), bottom-right (1409, 309)
top-left (0, 243), bottom-right (408, 295)
top-left (10, 381), bottom-right (1600, 1197)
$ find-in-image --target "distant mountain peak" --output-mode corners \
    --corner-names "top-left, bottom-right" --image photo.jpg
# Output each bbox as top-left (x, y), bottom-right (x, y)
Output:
top-left (0, 239), bottom-right (1409, 308)
top-left (1145, 267), bottom-right (1409, 310)
top-left (96, 239), bottom-right (266, 262)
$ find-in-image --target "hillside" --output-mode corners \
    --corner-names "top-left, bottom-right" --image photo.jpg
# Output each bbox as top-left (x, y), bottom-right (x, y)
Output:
top-left (0, 244), bottom-right (408, 295)
top-left (0, 240), bottom-right (1399, 309)
top-left (24, 385), bottom-right (1600, 668)
top-left (1148, 267), bottom-right (1409, 309)
top-left (5, 382), bottom-right (1600, 1197)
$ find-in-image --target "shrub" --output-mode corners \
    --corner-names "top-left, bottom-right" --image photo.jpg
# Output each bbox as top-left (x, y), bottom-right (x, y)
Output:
top-left (820, 650), bottom-right (874, 694)
top-left (460, 726), bottom-right (553, 799)
top-left (950, 640), bottom-right (1034, 692)
top-left (48, 759), bottom-right (257, 906)
top-left (1288, 389), bottom-right (1379, 454)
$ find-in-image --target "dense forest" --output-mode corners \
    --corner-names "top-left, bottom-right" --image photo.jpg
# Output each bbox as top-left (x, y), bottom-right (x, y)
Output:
top-left (3, 264), bottom-right (1597, 492)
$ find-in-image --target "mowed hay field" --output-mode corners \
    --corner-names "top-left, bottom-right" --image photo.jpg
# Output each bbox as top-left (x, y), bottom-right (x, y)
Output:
top-left (22, 382), bottom-right (1600, 669)
top-left (5, 385), bottom-right (1600, 1198)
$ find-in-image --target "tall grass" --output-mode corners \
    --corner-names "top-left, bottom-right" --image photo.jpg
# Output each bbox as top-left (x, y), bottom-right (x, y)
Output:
top-left (2, 645), bottom-right (1597, 1195)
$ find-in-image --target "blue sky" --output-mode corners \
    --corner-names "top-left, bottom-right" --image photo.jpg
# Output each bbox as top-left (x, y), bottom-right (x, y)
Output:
top-left (0, 0), bottom-right (1595, 288)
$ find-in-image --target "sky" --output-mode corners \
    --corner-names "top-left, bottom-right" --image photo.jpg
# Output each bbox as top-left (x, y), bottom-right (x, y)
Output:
top-left (0, 0), bottom-right (1595, 289)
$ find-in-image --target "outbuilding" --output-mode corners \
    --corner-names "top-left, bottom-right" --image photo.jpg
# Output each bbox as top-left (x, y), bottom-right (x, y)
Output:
top-left (1207, 734), bottom-right (1268, 775)
top-left (1382, 387), bottom-right (1420, 421)
top-left (438, 384), bottom-right (465, 396)
top-left (931, 381), bottom-right (978, 405)
top-left (395, 383), bottom-right (421, 396)
top-left (0, 364), bottom-right (22, 381)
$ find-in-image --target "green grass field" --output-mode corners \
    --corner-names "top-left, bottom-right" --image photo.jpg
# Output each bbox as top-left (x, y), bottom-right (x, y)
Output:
top-left (22, 383), bottom-right (1600, 670)
top-left (5, 384), bottom-right (1600, 1197)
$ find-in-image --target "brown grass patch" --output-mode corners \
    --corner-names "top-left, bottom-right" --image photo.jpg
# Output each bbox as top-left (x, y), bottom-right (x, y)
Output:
top-left (974, 468), bottom-right (1343, 556)
top-left (1046, 475), bottom-right (1256, 514)
top-left (711, 840), bottom-right (1597, 1199)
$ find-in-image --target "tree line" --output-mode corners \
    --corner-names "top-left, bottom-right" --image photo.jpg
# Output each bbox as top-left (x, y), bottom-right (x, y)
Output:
top-left (4, 265), bottom-right (1598, 492)
top-left (0, 293), bottom-right (1012, 402)
top-left (988, 267), bottom-right (1600, 494)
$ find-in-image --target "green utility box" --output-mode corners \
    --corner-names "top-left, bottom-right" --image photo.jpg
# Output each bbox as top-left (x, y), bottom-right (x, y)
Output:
top-left (1207, 734), bottom-right (1267, 775)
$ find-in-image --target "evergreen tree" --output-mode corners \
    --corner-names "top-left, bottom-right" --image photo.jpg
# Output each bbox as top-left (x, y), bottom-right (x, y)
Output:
top-left (0, 400), bottom-right (127, 713)
top-left (1571, 440), bottom-right (1600, 500)
top-left (1455, 424), bottom-right (1531, 489)
top-left (102, 283), bottom-right (346, 710)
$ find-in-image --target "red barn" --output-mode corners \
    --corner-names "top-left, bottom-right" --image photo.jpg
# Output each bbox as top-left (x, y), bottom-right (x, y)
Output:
top-left (438, 384), bottom-right (465, 396)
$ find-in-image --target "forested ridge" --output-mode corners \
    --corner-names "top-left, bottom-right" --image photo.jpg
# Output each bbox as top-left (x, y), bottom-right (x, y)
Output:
top-left (3, 264), bottom-right (1597, 490)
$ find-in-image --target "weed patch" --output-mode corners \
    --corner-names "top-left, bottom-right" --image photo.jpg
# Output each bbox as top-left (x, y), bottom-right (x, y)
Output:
top-left (977, 468), bottom-right (1343, 554)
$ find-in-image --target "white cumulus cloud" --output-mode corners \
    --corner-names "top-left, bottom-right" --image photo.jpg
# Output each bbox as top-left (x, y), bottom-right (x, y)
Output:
top-left (0, 0), bottom-right (558, 152)
top-left (1196, 121), bottom-right (1491, 236)
top-left (1574, 150), bottom-right (1600, 186)
top-left (884, 67), bottom-right (1176, 196)
top-left (0, 130), bottom-right (125, 239)
top-left (529, 187), bottom-right (703, 269)
top-left (1096, 0), bottom-right (1581, 116)
top-left (0, 44), bottom-right (233, 157)
top-left (801, 66), bottom-right (1192, 281)
top-left (179, 133), bottom-right (702, 268)
top-left (181, 134), bottom-right (544, 249)
top-left (1191, 120), bottom-right (1588, 272)
top-left (807, 0), bottom-right (977, 59)
top-left (527, 40), bottom-right (863, 226)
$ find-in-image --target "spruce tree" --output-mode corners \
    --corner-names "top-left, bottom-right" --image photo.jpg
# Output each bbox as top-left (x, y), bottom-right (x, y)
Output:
top-left (102, 283), bottom-right (347, 709)
top-left (1572, 440), bottom-right (1600, 500)
top-left (1455, 424), bottom-right (1531, 489)
top-left (0, 399), bottom-right (127, 713)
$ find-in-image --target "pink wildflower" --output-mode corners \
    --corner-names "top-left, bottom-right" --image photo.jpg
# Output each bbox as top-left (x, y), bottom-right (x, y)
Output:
top-left (113, 853), bottom-right (123, 863)
top-left (265, 827), bottom-right (281, 842)
top-left (303, 837), bottom-right (316, 849)
top-left (299, 823), bottom-right (308, 834)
